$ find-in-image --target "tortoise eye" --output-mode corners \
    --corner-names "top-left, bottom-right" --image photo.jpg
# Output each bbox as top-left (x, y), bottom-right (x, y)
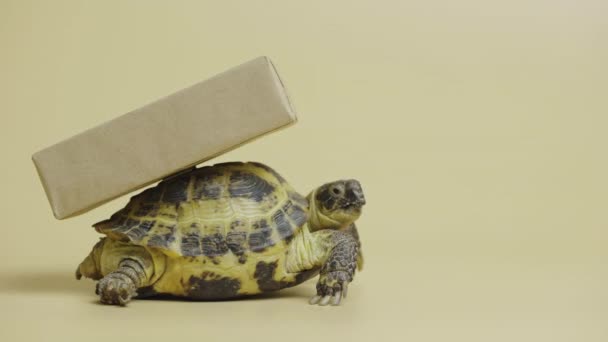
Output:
top-left (330, 186), bottom-right (343, 196)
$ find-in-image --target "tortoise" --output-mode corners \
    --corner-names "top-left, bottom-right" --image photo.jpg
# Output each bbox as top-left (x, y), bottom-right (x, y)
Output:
top-left (76, 162), bottom-right (366, 306)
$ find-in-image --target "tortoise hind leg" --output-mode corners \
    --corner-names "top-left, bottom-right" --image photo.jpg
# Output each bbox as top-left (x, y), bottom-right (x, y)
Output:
top-left (96, 259), bottom-right (147, 306)
top-left (77, 237), bottom-right (164, 306)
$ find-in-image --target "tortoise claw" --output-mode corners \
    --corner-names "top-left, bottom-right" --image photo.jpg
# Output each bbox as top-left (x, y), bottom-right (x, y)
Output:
top-left (319, 295), bottom-right (331, 306)
top-left (331, 291), bottom-right (342, 306)
top-left (309, 291), bottom-right (345, 306)
top-left (96, 274), bottom-right (137, 306)
top-left (311, 271), bottom-right (352, 306)
top-left (309, 295), bottom-right (322, 305)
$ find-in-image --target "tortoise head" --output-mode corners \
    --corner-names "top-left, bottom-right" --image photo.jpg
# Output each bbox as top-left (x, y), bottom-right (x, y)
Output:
top-left (309, 179), bottom-right (366, 230)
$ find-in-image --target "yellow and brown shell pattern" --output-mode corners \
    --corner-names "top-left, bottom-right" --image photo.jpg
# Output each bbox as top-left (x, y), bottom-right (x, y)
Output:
top-left (94, 162), bottom-right (309, 261)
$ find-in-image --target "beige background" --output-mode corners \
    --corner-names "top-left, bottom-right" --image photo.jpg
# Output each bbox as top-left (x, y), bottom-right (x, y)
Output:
top-left (1, 1), bottom-right (607, 341)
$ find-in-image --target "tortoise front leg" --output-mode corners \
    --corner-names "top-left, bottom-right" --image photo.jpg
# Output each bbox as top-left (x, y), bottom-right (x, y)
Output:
top-left (309, 230), bottom-right (359, 306)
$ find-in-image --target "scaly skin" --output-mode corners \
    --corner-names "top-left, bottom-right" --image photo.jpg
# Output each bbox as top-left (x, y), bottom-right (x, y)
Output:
top-left (95, 259), bottom-right (145, 306)
top-left (314, 231), bottom-right (359, 305)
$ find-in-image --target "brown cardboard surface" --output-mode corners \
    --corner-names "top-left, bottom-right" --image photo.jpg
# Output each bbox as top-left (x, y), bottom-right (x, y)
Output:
top-left (32, 56), bottom-right (297, 219)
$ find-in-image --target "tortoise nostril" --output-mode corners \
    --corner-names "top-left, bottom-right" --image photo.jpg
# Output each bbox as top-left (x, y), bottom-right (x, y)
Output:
top-left (345, 190), bottom-right (365, 206)
top-left (358, 195), bottom-right (366, 205)
top-left (352, 190), bottom-right (366, 206)
top-left (345, 181), bottom-right (364, 201)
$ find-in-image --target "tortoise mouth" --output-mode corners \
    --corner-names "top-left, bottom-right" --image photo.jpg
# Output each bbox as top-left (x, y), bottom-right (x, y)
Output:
top-left (341, 199), bottom-right (365, 210)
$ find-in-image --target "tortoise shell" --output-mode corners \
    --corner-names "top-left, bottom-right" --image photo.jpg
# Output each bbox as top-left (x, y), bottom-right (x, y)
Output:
top-left (93, 162), bottom-right (309, 258)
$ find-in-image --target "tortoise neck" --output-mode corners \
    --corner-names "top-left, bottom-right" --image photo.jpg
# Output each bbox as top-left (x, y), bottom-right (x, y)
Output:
top-left (286, 224), bottom-right (332, 273)
top-left (306, 190), bottom-right (342, 231)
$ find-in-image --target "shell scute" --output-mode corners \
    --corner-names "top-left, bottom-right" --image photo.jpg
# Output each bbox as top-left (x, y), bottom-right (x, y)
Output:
top-left (93, 162), bottom-right (309, 257)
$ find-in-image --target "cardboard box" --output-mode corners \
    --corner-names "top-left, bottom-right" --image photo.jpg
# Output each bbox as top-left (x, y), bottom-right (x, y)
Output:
top-left (32, 56), bottom-right (297, 219)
